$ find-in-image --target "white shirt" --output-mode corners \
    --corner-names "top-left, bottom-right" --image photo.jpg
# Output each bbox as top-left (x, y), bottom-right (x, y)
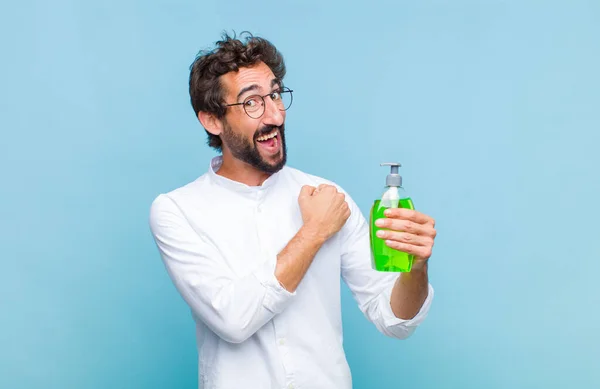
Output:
top-left (149, 156), bottom-right (434, 389)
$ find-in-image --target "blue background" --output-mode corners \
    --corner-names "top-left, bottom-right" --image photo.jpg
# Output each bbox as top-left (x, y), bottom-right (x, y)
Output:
top-left (2, 0), bottom-right (599, 388)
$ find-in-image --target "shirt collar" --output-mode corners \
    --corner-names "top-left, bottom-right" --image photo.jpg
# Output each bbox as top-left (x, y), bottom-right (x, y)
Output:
top-left (208, 156), bottom-right (281, 193)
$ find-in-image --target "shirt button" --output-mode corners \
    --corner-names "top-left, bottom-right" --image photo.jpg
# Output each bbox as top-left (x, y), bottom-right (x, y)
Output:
top-left (287, 384), bottom-right (294, 389)
top-left (279, 338), bottom-right (286, 345)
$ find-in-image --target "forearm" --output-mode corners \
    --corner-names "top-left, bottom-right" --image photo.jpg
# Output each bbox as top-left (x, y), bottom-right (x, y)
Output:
top-left (390, 263), bottom-right (429, 320)
top-left (171, 265), bottom-right (288, 343)
top-left (275, 225), bottom-right (326, 292)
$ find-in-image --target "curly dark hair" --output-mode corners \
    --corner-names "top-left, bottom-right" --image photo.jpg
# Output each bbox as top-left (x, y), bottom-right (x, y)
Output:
top-left (188, 31), bottom-right (287, 151)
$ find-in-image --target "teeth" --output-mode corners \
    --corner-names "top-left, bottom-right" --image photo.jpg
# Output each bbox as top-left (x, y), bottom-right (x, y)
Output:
top-left (257, 131), bottom-right (277, 142)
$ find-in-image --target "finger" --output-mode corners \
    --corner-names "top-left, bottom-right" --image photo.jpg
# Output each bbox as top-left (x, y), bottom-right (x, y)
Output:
top-left (375, 218), bottom-right (436, 238)
top-left (376, 229), bottom-right (433, 247)
top-left (313, 184), bottom-right (337, 197)
top-left (384, 240), bottom-right (432, 259)
top-left (299, 185), bottom-right (316, 198)
top-left (342, 200), bottom-right (350, 214)
top-left (384, 208), bottom-right (435, 226)
top-left (312, 184), bottom-right (327, 195)
top-left (342, 206), bottom-right (351, 221)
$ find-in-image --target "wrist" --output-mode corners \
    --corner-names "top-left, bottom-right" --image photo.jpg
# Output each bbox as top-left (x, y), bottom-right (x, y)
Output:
top-left (410, 259), bottom-right (429, 273)
top-left (299, 223), bottom-right (328, 246)
top-left (399, 261), bottom-right (428, 285)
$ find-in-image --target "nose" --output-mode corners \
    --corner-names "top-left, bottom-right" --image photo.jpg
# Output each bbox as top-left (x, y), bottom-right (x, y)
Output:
top-left (261, 97), bottom-right (285, 127)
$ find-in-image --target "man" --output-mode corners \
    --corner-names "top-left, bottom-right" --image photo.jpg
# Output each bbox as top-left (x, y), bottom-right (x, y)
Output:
top-left (149, 32), bottom-right (437, 389)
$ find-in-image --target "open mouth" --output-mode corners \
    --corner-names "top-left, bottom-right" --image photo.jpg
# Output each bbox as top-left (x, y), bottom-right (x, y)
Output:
top-left (256, 129), bottom-right (280, 154)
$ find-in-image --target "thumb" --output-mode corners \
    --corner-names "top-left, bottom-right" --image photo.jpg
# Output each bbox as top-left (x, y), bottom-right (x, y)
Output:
top-left (299, 185), bottom-right (316, 199)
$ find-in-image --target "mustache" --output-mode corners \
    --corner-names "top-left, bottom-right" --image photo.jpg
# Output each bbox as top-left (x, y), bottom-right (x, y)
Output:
top-left (254, 125), bottom-right (284, 140)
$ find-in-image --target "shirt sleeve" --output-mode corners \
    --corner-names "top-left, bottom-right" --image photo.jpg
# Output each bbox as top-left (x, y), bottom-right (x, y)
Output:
top-left (149, 193), bottom-right (296, 344)
top-left (338, 191), bottom-right (434, 340)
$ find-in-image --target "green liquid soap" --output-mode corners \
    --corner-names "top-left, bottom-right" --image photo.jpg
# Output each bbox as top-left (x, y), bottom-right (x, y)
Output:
top-left (370, 198), bottom-right (415, 272)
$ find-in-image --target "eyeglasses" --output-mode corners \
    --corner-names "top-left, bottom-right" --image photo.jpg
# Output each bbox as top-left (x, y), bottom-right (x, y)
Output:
top-left (225, 87), bottom-right (293, 119)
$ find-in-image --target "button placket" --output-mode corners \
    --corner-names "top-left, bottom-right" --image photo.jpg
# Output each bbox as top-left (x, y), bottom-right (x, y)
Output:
top-left (255, 190), bottom-right (271, 248)
top-left (273, 314), bottom-right (295, 387)
top-left (257, 188), bottom-right (296, 387)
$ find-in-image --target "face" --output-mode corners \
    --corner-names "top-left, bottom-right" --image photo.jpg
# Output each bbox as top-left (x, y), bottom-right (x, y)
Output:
top-left (219, 62), bottom-right (287, 174)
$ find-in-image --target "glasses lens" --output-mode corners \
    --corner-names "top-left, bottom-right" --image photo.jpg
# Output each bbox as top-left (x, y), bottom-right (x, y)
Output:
top-left (278, 89), bottom-right (293, 111)
top-left (243, 96), bottom-right (265, 119)
top-left (241, 89), bottom-right (293, 118)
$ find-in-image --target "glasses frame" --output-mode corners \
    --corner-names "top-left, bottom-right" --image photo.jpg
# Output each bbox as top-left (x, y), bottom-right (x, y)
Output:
top-left (225, 87), bottom-right (294, 119)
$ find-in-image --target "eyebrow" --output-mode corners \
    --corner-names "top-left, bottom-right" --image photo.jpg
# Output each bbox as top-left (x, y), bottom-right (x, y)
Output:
top-left (236, 79), bottom-right (282, 101)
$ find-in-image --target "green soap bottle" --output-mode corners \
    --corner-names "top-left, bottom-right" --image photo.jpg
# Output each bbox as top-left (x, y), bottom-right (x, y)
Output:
top-left (370, 162), bottom-right (415, 272)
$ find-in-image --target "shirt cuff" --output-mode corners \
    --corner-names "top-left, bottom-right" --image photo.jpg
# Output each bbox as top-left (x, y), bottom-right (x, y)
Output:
top-left (381, 282), bottom-right (435, 329)
top-left (253, 257), bottom-right (296, 314)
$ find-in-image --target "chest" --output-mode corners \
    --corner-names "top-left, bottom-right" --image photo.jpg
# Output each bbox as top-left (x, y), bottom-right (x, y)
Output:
top-left (190, 191), bottom-right (342, 281)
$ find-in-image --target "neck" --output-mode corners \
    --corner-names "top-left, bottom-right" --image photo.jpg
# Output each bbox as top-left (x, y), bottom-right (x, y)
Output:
top-left (216, 152), bottom-right (271, 186)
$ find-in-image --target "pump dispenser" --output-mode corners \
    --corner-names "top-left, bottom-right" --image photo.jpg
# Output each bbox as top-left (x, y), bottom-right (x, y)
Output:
top-left (370, 163), bottom-right (415, 272)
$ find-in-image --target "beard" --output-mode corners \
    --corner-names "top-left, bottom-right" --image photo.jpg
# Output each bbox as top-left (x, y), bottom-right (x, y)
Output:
top-left (220, 123), bottom-right (287, 175)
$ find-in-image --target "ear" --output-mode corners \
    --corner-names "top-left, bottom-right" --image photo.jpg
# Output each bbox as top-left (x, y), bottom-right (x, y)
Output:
top-left (198, 111), bottom-right (223, 136)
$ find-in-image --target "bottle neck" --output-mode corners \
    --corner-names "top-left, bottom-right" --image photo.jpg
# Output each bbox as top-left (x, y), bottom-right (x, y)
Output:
top-left (383, 185), bottom-right (408, 197)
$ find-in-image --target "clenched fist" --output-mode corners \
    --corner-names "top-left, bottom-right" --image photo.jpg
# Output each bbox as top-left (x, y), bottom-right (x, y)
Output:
top-left (298, 184), bottom-right (350, 242)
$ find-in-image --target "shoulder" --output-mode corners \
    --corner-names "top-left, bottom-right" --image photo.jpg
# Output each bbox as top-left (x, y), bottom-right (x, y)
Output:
top-left (281, 166), bottom-right (359, 211)
top-left (149, 173), bottom-right (211, 227)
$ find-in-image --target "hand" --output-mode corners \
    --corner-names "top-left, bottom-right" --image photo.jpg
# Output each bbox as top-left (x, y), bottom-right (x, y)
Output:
top-left (298, 184), bottom-right (351, 242)
top-left (374, 208), bottom-right (436, 270)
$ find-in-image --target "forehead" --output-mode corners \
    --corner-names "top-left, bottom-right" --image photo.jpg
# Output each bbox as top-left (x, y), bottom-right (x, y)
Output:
top-left (220, 62), bottom-right (277, 96)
